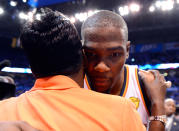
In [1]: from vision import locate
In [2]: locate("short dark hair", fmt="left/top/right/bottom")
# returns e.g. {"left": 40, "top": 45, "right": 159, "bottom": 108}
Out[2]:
{"left": 81, "top": 10, "right": 128, "bottom": 42}
{"left": 20, "top": 8, "right": 82, "bottom": 78}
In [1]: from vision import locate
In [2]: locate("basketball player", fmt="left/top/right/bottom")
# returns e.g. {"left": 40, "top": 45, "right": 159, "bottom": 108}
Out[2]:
{"left": 81, "top": 10, "right": 171, "bottom": 126}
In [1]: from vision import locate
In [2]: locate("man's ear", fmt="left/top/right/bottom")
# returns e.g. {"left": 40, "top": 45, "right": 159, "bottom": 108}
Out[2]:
{"left": 126, "top": 41, "right": 130, "bottom": 59}
{"left": 81, "top": 40, "right": 84, "bottom": 46}
{"left": 82, "top": 49, "right": 88, "bottom": 77}
{"left": 82, "top": 49, "right": 87, "bottom": 69}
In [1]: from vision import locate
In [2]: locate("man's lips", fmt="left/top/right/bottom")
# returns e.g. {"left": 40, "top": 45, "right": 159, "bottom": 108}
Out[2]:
{"left": 93, "top": 78, "right": 110, "bottom": 87}
{"left": 92, "top": 77, "right": 111, "bottom": 85}
{"left": 94, "top": 78, "right": 109, "bottom": 81}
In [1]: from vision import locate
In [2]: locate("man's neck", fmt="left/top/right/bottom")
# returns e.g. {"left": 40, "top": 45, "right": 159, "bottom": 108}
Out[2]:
{"left": 69, "top": 68, "right": 84, "bottom": 88}
{"left": 167, "top": 114, "right": 174, "bottom": 118}
{"left": 110, "top": 67, "right": 125, "bottom": 95}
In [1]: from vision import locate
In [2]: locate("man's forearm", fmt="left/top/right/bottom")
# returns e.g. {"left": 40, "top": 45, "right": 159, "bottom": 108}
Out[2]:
{"left": 149, "top": 102, "right": 165, "bottom": 131}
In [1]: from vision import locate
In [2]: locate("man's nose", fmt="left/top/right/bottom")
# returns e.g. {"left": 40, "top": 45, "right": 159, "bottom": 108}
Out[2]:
{"left": 94, "top": 61, "right": 110, "bottom": 72}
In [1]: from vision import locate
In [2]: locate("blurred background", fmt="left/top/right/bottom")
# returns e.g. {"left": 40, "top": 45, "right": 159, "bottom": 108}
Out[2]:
{"left": 0, "top": 0, "right": 178, "bottom": 106}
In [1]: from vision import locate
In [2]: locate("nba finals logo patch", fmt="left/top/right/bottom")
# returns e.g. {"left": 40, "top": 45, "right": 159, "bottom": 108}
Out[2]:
{"left": 129, "top": 97, "right": 140, "bottom": 109}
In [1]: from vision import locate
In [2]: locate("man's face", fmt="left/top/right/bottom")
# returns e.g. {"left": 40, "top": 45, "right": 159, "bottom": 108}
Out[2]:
{"left": 165, "top": 100, "right": 176, "bottom": 116}
{"left": 83, "top": 27, "right": 130, "bottom": 92}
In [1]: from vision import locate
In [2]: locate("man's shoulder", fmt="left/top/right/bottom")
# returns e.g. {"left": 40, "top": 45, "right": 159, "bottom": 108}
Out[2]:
{"left": 83, "top": 88, "right": 134, "bottom": 107}
{"left": 0, "top": 96, "right": 18, "bottom": 119}
{"left": 171, "top": 117, "right": 179, "bottom": 131}
{"left": 125, "top": 64, "right": 139, "bottom": 70}
{"left": 174, "top": 116, "right": 179, "bottom": 122}
{"left": 0, "top": 92, "right": 26, "bottom": 108}
{"left": 0, "top": 96, "right": 17, "bottom": 106}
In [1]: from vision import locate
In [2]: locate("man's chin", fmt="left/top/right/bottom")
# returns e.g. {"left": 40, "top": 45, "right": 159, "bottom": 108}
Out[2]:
{"left": 93, "top": 83, "right": 110, "bottom": 93}
{"left": 167, "top": 112, "right": 174, "bottom": 116}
